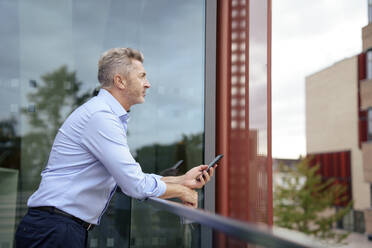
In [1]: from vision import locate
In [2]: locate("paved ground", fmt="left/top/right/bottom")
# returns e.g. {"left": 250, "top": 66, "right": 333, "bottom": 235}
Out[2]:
{"left": 338, "top": 232, "right": 372, "bottom": 248}
{"left": 272, "top": 227, "right": 372, "bottom": 247}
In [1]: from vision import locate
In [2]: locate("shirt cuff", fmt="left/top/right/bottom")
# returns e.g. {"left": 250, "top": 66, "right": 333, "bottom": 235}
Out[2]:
{"left": 153, "top": 174, "right": 163, "bottom": 180}
{"left": 152, "top": 174, "right": 166, "bottom": 197}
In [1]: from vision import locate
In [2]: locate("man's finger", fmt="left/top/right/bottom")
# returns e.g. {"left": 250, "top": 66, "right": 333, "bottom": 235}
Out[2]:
{"left": 203, "top": 170, "right": 210, "bottom": 182}
{"left": 208, "top": 167, "right": 214, "bottom": 177}
{"left": 199, "top": 175, "right": 205, "bottom": 184}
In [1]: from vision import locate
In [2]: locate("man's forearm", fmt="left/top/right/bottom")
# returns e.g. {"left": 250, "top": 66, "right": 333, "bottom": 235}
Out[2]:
{"left": 160, "top": 175, "right": 186, "bottom": 185}
{"left": 158, "top": 182, "right": 188, "bottom": 199}
{"left": 159, "top": 183, "right": 185, "bottom": 199}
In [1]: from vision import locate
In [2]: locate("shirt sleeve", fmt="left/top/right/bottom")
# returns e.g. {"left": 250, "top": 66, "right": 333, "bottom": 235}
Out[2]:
{"left": 81, "top": 110, "right": 166, "bottom": 199}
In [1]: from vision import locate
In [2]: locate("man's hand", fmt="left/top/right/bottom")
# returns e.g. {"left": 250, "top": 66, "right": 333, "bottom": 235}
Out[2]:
{"left": 180, "top": 186, "right": 198, "bottom": 208}
{"left": 159, "top": 183, "right": 198, "bottom": 208}
{"left": 182, "top": 164, "right": 217, "bottom": 189}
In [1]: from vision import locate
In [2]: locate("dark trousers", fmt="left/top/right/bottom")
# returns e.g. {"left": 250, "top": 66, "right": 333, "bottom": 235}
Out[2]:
{"left": 15, "top": 209, "right": 87, "bottom": 248}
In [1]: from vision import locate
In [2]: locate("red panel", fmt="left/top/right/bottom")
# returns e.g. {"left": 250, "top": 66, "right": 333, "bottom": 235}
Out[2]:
{"left": 307, "top": 151, "right": 352, "bottom": 207}
{"left": 308, "top": 152, "right": 352, "bottom": 206}
{"left": 216, "top": 0, "right": 231, "bottom": 246}
{"left": 340, "top": 152, "right": 346, "bottom": 179}
{"left": 358, "top": 53, "right": 366, "bottom": 81}
{"left": 216, "top": 0, "right": 231, "bottom": 221}
{"left": 360, "top": 110, "right": 368, "bottom": 144}
{"left": 324, "top": 154, "right": 329, "bottom": 178}
{"left": 333, "top": 153, "right": 339, "bottom": 178}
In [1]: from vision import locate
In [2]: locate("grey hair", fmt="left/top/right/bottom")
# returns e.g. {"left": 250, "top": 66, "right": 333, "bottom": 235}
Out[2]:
{"left": 97, "top": 48, "right": 144, "bottom": 87}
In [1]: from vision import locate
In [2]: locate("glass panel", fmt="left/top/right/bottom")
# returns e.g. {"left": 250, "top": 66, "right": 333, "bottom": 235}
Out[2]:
{"left": 249, "top": 0, "right": 268, "bottom": 156}
{"left": 131, "top": 200, "right": 202, "bottom": 248}
{"left": 126, "top": 0, "right": 205, "bottom": 246}
{"left": 143, "top": 199, "right": 319, "bottom": 248}
{"left": 367, "top": 50, "right": 372, "bottom": 79}
{"left": 228, "top": 0, "right": 270, "bottom": 226}
{"left": 0, "top": 0, "right": 205, "bottom": 247}
{"left": 248, "top": 0, "right": 269, "bottom": 223}
{"left": 368, "top": 108, "right": 372, "bottom": 140}
{"left": 0, "top": 2, "right": 21, "bottom": 247}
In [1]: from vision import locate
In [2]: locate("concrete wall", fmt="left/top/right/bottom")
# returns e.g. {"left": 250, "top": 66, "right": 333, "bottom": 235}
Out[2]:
{"left": 305, "top": 56, "right": 371, "bottom": 210}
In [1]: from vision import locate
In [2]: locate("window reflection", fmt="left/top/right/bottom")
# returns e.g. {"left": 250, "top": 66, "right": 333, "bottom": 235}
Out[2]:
{"left": 0, "top": 0, "right": 205, "bottom": 247}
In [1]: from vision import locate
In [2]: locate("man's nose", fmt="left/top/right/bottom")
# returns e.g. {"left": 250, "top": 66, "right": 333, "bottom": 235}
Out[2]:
{"left": 144, "top": 80, "right": 151, "bottom": 88}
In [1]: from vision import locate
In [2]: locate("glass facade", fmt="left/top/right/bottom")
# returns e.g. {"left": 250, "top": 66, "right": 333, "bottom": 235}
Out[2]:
{"left": 0, "top": 0, "right": 205, "bottom": 247}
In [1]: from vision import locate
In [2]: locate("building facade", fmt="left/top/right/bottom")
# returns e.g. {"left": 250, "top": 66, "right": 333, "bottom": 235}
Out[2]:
{"left": 306, "top": 56, "right": 368, "bottom": 232}
{"left": 306, "top": 0, "right": 372, "bottom": 236}
{"left": 0, "top": 0, "right": 272, "bottom": 247}
{"left": 360, "top": 0, "right": 372, "bottom": 238}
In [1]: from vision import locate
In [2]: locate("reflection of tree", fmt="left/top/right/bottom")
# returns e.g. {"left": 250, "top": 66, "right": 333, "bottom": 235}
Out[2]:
{"left": 21, "top": 65, "right": 91, "bottom": 191}
{"left": 0, "top": 117, "right": 20, "bottom": 170}
{"left": 135, "top": 132, "right": 204, "bottom": 175}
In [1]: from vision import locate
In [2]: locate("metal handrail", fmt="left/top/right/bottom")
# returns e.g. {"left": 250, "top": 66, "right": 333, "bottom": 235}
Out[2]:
{"left": 146, "top": 197, "right": 315, "bottom": 248}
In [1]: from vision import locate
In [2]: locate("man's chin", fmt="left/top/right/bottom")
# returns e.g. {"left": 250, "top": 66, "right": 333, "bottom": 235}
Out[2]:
{"left": 136, "top": 98, "right": 145, "bottom": 104}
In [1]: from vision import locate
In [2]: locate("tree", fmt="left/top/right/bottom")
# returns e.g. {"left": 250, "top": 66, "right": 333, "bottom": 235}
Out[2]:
{"left": 274, "top": 157, "right": 352, "bottom": 245}
{"left": 21, "top": 65, "right": 91, "bottom": 191}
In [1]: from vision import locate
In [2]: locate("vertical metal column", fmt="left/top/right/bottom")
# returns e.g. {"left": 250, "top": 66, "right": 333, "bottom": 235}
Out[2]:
{"left": 203, "top": 0, "right": 218, "bottom": 247}
{"left": 216, "top": 0, "right": 231, "bottom": 246}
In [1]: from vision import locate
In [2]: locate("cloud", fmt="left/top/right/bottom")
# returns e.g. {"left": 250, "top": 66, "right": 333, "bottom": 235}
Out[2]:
{"left": 272, "top": 0, "right": 366, "bottom": 158}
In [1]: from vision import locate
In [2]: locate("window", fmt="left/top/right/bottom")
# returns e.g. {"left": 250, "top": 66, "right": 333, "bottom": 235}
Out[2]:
{"left": 367, "top": 50, "right": 372, "bottom": 79}
{"left": 0, "top": 0, "right": 206, "bottom": 247}
{"left": 368, "top": 108, "right": 372, "bottom": 141}
{"left": 369, "top": 0, "right": 372, "bottom": 23}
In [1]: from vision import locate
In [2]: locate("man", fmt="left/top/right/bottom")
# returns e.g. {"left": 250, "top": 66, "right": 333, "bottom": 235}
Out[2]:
{"left": 15, "top": 48, "right": 215, "bottom": 247}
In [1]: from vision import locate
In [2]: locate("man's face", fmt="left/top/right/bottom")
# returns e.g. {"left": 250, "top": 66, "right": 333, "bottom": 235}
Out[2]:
{"left": 125, "top": 60, "right": 150, "bottom": 105}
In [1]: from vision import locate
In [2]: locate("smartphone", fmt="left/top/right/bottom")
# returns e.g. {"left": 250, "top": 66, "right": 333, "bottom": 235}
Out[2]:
{"left": 196, "top": 155, "right": 223, "bottom": 181}
{"left": 170, "top": 160, "right": 184, "bottom": 170}
{"left": 159, "top": 160, "right": 184, "bottom": 176}
{"left": 206, "top": 154, "right": 223, "bottom": 172}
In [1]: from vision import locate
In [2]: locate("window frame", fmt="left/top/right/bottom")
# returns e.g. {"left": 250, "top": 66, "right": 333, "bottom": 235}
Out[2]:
{"left": 202, "top": 0, "right": 217, "bottom": 247}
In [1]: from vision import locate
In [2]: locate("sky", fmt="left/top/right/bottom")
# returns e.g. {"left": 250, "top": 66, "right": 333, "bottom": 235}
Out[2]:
{"left": 272, "top": 0, "right": 367, "bottom": 159}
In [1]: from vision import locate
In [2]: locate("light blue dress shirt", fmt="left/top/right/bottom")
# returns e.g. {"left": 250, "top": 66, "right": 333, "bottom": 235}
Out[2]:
{"left": 28, "top": 89, "right": 167, "bottom": 224}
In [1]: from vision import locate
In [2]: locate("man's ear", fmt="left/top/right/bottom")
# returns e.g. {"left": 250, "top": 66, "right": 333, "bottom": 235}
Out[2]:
{"left": 114, "top": 74, "right": 126, "bottom": 89}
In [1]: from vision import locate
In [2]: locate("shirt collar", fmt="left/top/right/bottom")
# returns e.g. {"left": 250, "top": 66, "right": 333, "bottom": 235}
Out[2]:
{"left": 98, "top": 88, "right": 129, "bottom": 119}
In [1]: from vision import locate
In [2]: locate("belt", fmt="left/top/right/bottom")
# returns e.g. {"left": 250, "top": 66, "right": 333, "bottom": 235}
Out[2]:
{"left": 30, "top": 206, "right": 95, "bottom": 231}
